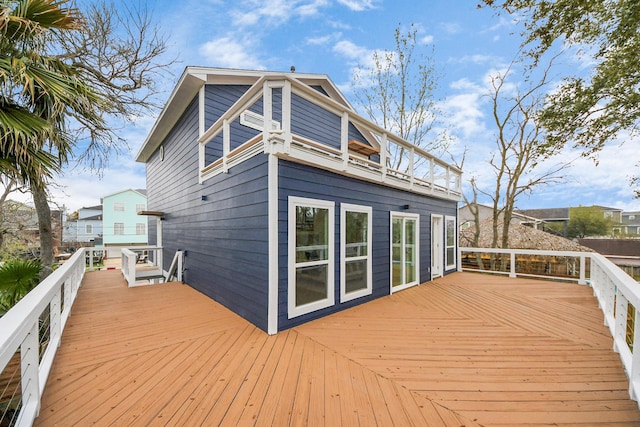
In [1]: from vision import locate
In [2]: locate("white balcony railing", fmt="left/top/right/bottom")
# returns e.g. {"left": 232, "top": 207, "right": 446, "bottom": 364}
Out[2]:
{"left": 461, "top": 247, "right": 640, "bottom": 405}
{"left": 198, "top": 76, "right": 462, "bottom": 201}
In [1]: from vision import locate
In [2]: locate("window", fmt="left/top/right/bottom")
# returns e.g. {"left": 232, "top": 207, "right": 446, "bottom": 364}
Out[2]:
{"left": 390, "top": 212, "right": 419, "bottom": 292}
{"left": 114, "top": 202, "right": 124, "bottom": 212}
{"left": 136, "top": 203, "right": 146, "bottom": 213}
{"left": 341, "top": 204, "right": 372, "bottom": 302}
{"left": 114, "top": 222, "right": 124, "bottom": 235}
{"left": 85, "top": 224, "right": 93, "bottom": 234}
{"left": 630, "top": 215, "right": 636, "bottom": 220}
{"left": 445, "top": 216, "right": 456, "bottom": 270}
{"left": 136, "top": 223, "right": 146, "bottom": 235}
{"left": 240, "top": 110, "right": 281, "bottom": 131}
{"left": 288, "top": 197, "right": 335, "bottom": 318}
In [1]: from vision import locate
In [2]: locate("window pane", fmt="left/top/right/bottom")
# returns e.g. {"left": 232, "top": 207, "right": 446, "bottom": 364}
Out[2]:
{"left": 345, "top": 259, "right": 367, "bottom": 293}
{"left": 345, "top": 211, "right": 368, "bottom": 257}
{"left": 296, "top": 206, "right": 328, "bottom": 262}
{"left": 392, "top": 218, "right": 402, "bottom": 287}
{"left": 296, "top": 265, "right": 328, "bottom": 306}
{"left": 446, "top": 248, "right": 455, "bottom": 266}
{"left": 446, "top": 219, "right": 455, "bottom": 246}
{"left": 405, "top": 219, "right": 416, "bottom": 283}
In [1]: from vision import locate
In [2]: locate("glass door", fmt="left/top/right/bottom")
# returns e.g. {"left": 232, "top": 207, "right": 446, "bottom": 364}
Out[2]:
{"left": 391, "top": 212, "right": 420, "bottom": 293}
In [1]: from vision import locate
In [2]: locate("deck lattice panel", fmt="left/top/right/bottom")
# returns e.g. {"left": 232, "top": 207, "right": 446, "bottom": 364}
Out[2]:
{"left": 35, "top": 270, "right": 640, "bottom": 426}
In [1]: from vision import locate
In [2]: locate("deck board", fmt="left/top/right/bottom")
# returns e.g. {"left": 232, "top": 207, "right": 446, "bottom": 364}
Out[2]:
{"left": 34, "top": 270, "right": 640, "bottom": 426}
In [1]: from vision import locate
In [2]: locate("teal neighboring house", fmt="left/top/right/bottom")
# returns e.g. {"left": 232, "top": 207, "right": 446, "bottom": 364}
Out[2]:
{"left": 101, "top": 189, "right": 148, "bottom": 253}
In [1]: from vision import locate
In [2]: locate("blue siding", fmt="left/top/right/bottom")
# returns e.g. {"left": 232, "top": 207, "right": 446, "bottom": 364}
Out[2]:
{"left": 203, "top": 85, "right": 282, "bottom": 163}
{"left": 277, "top": 160, "right": 457, "bottom": 330}
{"left": 146, "top": 95, "right": 270, "bottom": 331}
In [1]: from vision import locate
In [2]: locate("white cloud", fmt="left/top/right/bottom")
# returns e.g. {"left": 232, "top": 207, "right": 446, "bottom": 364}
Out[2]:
{"left": 440, "top": 22, "right": 462, "bottom": 34}
{"left": 199, "top": 37, "right": 265, "bottom": 69}
{"left": 332, "top": 39, "right": 372, "bottom": 60}
{"left": 306, "top": 32, "right": 341, "bottom": 46}
{"left": 336, "top": 0, "right": 380, "bottom": 11}
{"left": 229, "top": 0, "right": 329, "bottom": 28}
{"left": 421, "top": 34, "right": 434, "bottom": 45}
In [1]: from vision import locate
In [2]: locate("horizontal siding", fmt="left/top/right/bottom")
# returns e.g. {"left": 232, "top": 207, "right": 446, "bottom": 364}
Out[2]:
{"left": 146, "top": 94, "right": 270, "bottom": 331}
{"left": 291, "top": 93, "right": 341, "bottom": 149}
{"left": 203, "top": 85, "right": 283, "bottom": 164}
{"left": 277, "top": 160, "right": 457, "bottom": 330}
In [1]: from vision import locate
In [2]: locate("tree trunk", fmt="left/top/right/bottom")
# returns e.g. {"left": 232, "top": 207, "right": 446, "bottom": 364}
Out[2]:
{"left": 32, "top": 184, "right": 54, "bottom": 278}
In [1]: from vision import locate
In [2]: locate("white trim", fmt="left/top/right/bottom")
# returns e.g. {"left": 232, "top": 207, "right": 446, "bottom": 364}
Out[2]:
{"left": 340, "top": 204, "right": 373, "bottom": 303}
{"left": 267, "top": 155, "right": 279, "bottom": 334}
{"left": 390, "top": 211, "right": 420, "bottom": 293}
{"left": 445, "top": 215, "right": 456, "bottom": 270}
{"left": 288, "top": 197, "right": 335, "bottom": 318}
{"left": 431, "top": 214, "right": 443, "bottom": 279}
{"left": 198, "top": 86, "right": 206, "bottom": 137}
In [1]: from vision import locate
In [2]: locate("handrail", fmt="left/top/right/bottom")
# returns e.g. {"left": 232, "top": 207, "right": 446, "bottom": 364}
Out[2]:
{"left": 0, "top": 249, "right": 86, "bottom": 426}
{"left": 461, "top": 247, "right": 640, "bottom": 405}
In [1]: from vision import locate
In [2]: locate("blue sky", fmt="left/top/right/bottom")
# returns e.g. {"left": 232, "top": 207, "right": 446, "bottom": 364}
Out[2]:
{"left": 42, "top": 0, "right": 639, "bottom": 213}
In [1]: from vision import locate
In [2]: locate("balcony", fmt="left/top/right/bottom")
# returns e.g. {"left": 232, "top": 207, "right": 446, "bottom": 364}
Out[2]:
{"left": 2, "top": 248, "right": 640, "bottom": 425}
{"left": 197, "top": 76, "right": 462, "bottom": 202}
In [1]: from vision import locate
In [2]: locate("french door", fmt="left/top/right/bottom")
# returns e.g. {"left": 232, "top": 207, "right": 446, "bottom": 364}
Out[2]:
{"left": 390, "top": 212, "right": 419, "bottom": 293}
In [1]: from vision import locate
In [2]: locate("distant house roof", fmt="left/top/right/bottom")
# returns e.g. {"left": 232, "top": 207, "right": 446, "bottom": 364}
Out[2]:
{"left": 460, "top": 203, "right": 544, "bottom": 225}
{"left": 135, "top": 67, "right": 354, "bottom": 163}
{"left": 80, "top": 205, "right": 102, "bottom": 211}
{"left": 516, "top": 207, "right": 570, "bottom": 221}
{"left": 460, "top": 218, "right": 593, "bottom": 252}
{"left": 100, "top": 188, "right": 147, "bottom": 201}
{"left": 80, "top": 214, "right": 102, "bottom": 221}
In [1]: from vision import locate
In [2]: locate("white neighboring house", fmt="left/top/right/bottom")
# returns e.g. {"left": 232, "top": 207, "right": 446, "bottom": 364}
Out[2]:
{"left": 66, "top": 205, "right": 103, "bottom": 244}
{"left": 101, "top": 189, "right": 148, "bottom": 256}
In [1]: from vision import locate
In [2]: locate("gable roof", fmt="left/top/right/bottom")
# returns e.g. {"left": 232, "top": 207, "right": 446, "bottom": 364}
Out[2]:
{"left": 100, "top": 188, "right": 147, "bottom": 202}
{"left": 135, "top": 67, "right": 351, "bottom": 163}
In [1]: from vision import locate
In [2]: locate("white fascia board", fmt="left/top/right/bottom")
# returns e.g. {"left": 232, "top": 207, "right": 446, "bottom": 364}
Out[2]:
{"left": 135, "top": 68, "right": 207, "bottom": 163}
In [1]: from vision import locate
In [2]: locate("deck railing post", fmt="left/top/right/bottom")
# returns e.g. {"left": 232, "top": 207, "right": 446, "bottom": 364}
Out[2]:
{"left": 579, "top": 255, "right": 587, "bottom": 285}
{"left": 51, "top": 288, "right": 61, "bottom": 348}
{"left": 509, "top": 251, "right": 516, "bottom": 278}
{"left": 21, "top": 323, "right": 40, "bottom": 420}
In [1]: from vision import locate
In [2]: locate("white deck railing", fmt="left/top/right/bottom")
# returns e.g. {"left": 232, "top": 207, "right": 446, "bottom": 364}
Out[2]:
{"left": 461, "top": 247, "right": 640, "bottom": 404}
{"left": 0, "top": 249, "right": 86, "bottom": 427}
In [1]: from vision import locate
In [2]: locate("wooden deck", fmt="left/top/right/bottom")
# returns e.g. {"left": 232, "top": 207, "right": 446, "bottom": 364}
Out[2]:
{"left": 34, "top": 270, "right": 640, "bottom": 426}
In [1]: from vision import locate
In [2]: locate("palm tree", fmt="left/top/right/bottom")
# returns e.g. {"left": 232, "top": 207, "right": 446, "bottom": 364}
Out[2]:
{"left": 0, "top": 259, "right": 41, "bottom": 315}
{"left": 0, "top": 0, "right": 104, "bottom": 188}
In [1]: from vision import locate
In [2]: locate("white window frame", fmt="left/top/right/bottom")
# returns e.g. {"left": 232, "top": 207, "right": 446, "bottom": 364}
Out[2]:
{"left": 136, "top": 203, "right": 146, "bottom": 213}
{"left": 113, "top": 202, "right": 124, "bottom": 212}
{"left": 390, "top": 211, "right": 420, "bottom": 293}
{"left": 114, "top": 222, "right": 124, "bottom": 236}
{"left": 85, "top": 224, "right": 93, "bottom": 234}
{"left": 136, "top": 223, "right": 146, "bottom": 235}
{"left": 340, "top": 204, "right": 372, "bottom": 303}
{"left": 288, "top": 196, "right": 335, "bottom": 318}
{"left": 240, "top": 110, "right": 281, "bottom": 131}
{"left": 445, "top": 215, "right": 456, "bottom": 270}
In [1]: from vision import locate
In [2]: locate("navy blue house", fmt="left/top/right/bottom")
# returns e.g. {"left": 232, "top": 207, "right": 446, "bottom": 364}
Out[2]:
{"left": 136, "top": 67, "right": 462, "bottom": 334}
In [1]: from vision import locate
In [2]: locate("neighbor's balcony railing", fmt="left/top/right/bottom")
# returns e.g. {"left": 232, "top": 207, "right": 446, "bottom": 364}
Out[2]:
{"left": 197, "top": 76, "right": 462, "bottom": 201}
{"left": 461, "top": 247, "right": 640, "bottom": 405}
